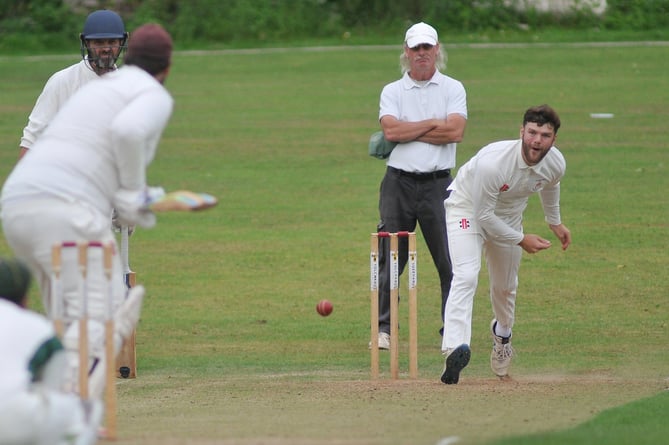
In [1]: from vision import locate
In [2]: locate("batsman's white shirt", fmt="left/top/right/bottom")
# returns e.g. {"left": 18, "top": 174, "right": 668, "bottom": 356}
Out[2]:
{"left": 4, "top": 64, "right": 173, "bottom": 218}
{"left": 20, "top": 60, "right": 100, "bottom": 150}
{"left": 1, "top": 65, "right": 172, "bottom": 322}
{"left": 379, "top": 70, "right": 467, "bottom": 172}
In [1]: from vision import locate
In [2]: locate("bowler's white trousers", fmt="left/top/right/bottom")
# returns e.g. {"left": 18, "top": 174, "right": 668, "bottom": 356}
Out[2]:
{"left": 441, "top": 203, "right": 523, "bottom": 351}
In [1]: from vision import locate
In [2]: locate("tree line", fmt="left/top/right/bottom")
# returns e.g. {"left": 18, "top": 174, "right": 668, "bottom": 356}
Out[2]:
{"left": 1, "top": 0, "right": 668, "bottom": 51}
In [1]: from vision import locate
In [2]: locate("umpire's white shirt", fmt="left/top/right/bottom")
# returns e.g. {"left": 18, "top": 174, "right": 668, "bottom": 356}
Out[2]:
{"left": 379, "top": 70, "right": 467, "bottom": 173}
{"left": 446, "top": 139, "right": 565, "bottom": 244}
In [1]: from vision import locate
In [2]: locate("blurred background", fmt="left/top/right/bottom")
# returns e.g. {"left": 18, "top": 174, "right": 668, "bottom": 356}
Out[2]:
{"left": 1, "top": 0, "right": 668, "bottom": 53}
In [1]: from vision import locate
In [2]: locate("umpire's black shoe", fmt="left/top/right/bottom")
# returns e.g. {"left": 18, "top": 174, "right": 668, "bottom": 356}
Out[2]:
{"left": 440, "top": 344, "right": 471, "bottom": 384}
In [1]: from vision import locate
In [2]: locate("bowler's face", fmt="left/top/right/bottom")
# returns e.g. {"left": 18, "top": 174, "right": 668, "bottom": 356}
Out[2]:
{"left": 520, "top": 122, "right": 556, "bottom": 165}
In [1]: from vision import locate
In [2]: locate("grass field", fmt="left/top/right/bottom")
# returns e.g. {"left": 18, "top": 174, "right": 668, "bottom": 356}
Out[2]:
{"left": 0, "top": 41, "right": 668, "bottom": 445}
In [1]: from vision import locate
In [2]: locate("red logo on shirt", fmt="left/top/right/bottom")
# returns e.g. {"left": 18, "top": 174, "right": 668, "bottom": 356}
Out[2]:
{"left": 499, "top": 184, "right": 510, "bottom": 192}
{"left": 459, "top": 218, "right": 470, "bottom": 229}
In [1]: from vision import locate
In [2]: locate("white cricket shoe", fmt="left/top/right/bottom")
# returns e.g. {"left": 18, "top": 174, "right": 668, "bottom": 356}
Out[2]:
{"left": 490, "top": 319, "right": 514, "bottom": 377}
{"left": 368, "top": 332, "right": 391, "bottom": 350}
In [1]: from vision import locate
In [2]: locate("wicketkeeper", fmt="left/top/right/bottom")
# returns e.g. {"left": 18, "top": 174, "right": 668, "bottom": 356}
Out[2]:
{"left": 0, "top": 257, "right": 102, "bottom": 445}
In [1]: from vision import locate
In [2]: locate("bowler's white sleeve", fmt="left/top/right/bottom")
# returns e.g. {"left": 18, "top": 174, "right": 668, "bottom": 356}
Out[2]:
{"left": 472, "top": 160, "right": 525, "bottom": 245}
{"left": 539, "top": 182, "right": 562, "bottom": 225}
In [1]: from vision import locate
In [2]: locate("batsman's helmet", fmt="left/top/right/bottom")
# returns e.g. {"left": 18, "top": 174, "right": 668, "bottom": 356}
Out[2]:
{"left": 79, "top": 10, "right": 128, "bottom": 73}
{"left": 81, "top": 9, "right": 127, "bottom": 40}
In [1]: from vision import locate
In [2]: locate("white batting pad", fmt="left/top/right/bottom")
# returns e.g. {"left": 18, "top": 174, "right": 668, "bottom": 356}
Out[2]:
{"left": 114, "top": 285, "right": 144, "bottom": 340}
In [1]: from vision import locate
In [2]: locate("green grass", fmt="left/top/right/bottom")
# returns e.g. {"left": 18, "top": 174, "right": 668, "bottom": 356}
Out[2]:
{"left": 0, "top": 41, "right": 668, "bottom": 444}
{"left": 492, "top": 391, "right": 669, "bottom": 445}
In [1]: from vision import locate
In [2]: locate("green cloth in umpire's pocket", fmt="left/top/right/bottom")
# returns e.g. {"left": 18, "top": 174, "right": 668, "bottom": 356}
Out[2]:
{"left": 368, "top": 131, "right": 397, "bottom": 159}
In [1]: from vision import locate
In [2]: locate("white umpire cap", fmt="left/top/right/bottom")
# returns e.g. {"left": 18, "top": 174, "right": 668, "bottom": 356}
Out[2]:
{"left": 404, "top": 22, "right": 438, "bottom": 48}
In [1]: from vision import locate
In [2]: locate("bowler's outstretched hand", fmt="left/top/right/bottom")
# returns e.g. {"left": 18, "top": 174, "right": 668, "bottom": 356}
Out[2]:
{"left": 549, "top": 223, "right": 571, "bottom": 250}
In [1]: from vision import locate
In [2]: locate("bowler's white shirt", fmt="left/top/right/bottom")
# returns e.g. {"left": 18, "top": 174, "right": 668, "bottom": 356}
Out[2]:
{"left": 379, "top": 70, "right": 467, "bottom": 172}
{"left": 2, "top": 65, "right": 173, "bottom": 219}
{"left": 446, "top": 139, "right": 565, "bottom": 244}
{"left": 20, "top": 60, "right": 100, "bottom": 149}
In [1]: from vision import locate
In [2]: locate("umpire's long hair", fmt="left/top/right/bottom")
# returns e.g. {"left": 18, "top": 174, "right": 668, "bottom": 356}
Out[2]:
{"left": 399, "top": 45, "right": 447, "bottom": 75}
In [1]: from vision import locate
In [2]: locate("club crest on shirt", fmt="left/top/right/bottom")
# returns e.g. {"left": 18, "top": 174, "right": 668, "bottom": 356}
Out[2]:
{"left": 499, "top": 184, "right": 510, "bottom": 192}
{"left": 459, "top": 218, "right": 470, "bottom": 229}
{"left": 531, "top": 180, "right": 545, "bottom": 192}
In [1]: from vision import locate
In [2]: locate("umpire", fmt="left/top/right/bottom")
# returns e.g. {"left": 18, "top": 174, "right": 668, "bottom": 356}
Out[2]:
{"left": 372, "top": 22, "right": 468, "bottom": 348}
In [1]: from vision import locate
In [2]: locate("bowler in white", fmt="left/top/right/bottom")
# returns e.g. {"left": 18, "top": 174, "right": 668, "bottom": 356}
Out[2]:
{"left": 440, "top": 104, "right": 571, "bottom": 384}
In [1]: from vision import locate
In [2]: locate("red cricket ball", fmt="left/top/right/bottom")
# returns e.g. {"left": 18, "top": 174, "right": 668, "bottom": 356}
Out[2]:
{"left": 316, "top": 299, "right": 333, "bottom": 317}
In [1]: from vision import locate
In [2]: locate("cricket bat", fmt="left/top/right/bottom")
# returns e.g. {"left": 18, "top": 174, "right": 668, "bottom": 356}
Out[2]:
{"left": 147, "top": 190, "right": 218, "bottom": 212}
{"left": 116, "top": 226, "right": 137, "bottom": 379}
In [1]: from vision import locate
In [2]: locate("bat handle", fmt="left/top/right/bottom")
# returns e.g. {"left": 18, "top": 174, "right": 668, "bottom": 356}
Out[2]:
{"left": 121, "top": 227, "right": 130, "bottom": 273}
{"left": 120, "top": 226, "right": 135, "bottom": 290}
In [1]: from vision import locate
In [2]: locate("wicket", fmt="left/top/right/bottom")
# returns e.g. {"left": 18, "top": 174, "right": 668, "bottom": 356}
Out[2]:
{"left": 51, "top": 241, "right": 118, "bottom": 440}
{"left": 370, "top": 231, "right": 418, "bottom": 379}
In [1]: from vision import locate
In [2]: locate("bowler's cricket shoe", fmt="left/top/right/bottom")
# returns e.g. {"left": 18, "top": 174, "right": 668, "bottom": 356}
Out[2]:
{"left": 440, "top": 344, "right": 471, "bottom": 384}
{"left": 490, "top": 319, "right": 514, "bottom": 377}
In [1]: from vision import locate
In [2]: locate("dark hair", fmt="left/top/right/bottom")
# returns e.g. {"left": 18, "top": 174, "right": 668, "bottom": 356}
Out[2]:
{"left": 124, "top": 23, "right": 172, "bottom": 76}
{"left": 523, "top": 104, "right": 561, "bottom": 134}
{"left": 0, "top": 258, "right": 32, "bottom": 306}
{"left": 124, "top": 53, "right": 170, "bottom": 75}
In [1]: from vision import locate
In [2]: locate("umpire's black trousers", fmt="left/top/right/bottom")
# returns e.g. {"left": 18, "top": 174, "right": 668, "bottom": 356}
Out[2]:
{"left": 376, "top": 166, "right": 453, "bottom": 335}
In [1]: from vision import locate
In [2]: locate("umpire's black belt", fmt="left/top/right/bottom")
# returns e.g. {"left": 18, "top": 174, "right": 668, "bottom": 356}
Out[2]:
{"left": 388, "top": 166, "right": 451, "bottom": 181}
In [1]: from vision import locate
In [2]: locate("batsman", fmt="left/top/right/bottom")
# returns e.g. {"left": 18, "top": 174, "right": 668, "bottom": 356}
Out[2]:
{"left": 0, "top": 24, "right": 175, "bottom": 399}
{"left": 18, "top": 10, "right": 128, "bottom": 159}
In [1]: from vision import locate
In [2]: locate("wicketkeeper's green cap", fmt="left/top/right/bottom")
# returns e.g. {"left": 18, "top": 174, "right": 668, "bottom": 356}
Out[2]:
{"left": 0, "top": 258, "right": 32, "bottom": 305}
